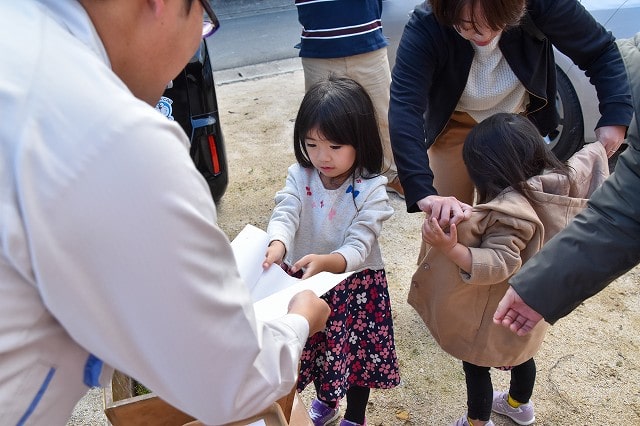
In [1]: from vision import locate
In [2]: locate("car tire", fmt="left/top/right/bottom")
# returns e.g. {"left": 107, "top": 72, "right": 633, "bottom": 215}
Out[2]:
{"left": 547, "top": 65, "right": 584, "bottom": 161}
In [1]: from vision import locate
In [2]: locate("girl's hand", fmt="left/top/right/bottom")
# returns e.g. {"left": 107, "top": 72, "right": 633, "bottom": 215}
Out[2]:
{"left": 263, "top": 240, "right": 286, "bottom": 269}
{"left": 291, "top": 253, "right": 347, "bottom": 279}
{"left": 421, "top": 217, "right": 458, "bottom": 254}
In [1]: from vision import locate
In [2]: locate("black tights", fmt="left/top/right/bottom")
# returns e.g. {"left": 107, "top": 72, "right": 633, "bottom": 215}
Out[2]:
{"left": 462, "top": 358, "right": 536, "bottom": 421}
{"left": 319, "top": 386, "right": 370, "bottom": 425}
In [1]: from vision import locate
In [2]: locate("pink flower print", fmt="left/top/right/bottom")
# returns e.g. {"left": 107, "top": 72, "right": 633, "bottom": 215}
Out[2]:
{"left": 370, "top": 286, "right": 379, "bottom": 300}
{"left": 379, "top": 363, "right": 391, "bottom": 375}
{"left": 330, "top": 320, "right": 343, "bottom": 332}
{"left": 375, "top": 343, "right": 383, "bottom": 353}
{"left": 378, "top": 298, "right": 388, "bottom": 311}
{"left": 300, "top": 351, "right": 312, "bottom": 361}
{"left": 347, "top": 374, "right": 357, "bottom": 385}
{"left": 361, "top": 275, "right": 373, "bottom": 289}
{"left": 361, "top": 370, "right": 371, "bottom": 381}
{"left": 345, "top": 315, "right": 354, "bottom": 327}
{"left": 357, "top": 348, "right": 366, "bottom": 359}
{"left": 326, "top": 338, "right": 336, "bottom": 350}
{"left": 348, "top": 277, "right": 361, "bottom": 291}
{"left": 346, "top": 352, "right": 356, "bottom": 364}
{"left": 365, "top": 300, "right": 376, "bottom": 313}
{"left": 353, "top": 319, "right": 366, "bottom": 331}
{"left": 379, "top": 347, "right": 390, "bottom": 358}
{"left": 352, "top": 361, "right": 363, "bottom": 372}
{"left": 337, "top": 304, "right": 346, "bottom": 315}
{"left": 331, "top": 293, "right": 341, "bottom": 306}
{"left": 358, "top": 310, "right": 367, "bottom": 320}
{"left": 375, "top": 312, "right": 384, "bottom": 323}
{"left": 379, "top": 325, "right": 390, "bottom": 337}
{"left": 321, "top": 382, "right": 331, "bottom": 392}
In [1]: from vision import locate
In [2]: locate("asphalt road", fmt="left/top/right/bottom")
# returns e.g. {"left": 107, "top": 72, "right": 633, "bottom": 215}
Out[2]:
{"left": 206, "top": 0, "right": 418, "bottom": 73}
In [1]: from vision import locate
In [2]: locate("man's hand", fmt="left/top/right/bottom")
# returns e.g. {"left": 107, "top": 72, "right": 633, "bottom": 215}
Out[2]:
{"left": 416, "top": 195, "right": 472, "bottom": 228}
{"left": 493, "top": 286, "right": 544, "bottom": 336}
{"left": 287, "top": 289, "right": 330, "bottom": 335}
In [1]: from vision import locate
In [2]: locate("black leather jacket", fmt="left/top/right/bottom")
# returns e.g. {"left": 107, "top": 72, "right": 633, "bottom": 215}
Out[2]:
{"left": 389, "top": 0, "right": 634, "bottom": 212}
{"left": 510, "top": 33, "right": 640, "bottom": 324}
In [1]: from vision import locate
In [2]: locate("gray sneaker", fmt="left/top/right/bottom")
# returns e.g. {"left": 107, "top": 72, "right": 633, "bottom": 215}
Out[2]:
{"left": 492, "top": 391, "right": 535, "bottom": 425}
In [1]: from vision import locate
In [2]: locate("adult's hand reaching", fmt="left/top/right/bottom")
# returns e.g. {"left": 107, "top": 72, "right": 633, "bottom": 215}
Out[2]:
{"left": 596, "top": 124, "right": 627, "bottom": 157}
{"left": 416, "top": 195, "right": 472, "bottom": 228}
{"left": 288, "top": 289, "right": 330, "bottom": 335}
{"left": 493, "top": 286, "right": 544, "bottom": 336}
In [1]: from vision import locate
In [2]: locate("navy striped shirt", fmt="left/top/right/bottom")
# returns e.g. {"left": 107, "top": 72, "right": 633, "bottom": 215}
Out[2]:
{"left": 295, "top": 0, "right": 388, "bottom": 58}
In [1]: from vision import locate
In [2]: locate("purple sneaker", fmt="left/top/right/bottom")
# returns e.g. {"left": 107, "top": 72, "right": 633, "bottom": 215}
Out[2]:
{"left": 308, "top": 399, "right": 340, "bottom": 426}
{"left": 492, "top": 391, "right": 535, "bottom": 425}
{"left": 339, "top": 419, "right": 367, "bottom": 426}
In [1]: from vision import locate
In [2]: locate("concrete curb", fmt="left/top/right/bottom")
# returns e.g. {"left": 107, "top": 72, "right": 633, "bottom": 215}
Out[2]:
{"left": 213, "top": 57, "right": 303, "bottom": 85}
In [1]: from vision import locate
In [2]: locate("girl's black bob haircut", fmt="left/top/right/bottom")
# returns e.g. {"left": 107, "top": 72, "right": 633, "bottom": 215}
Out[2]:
{"left": 293, "top": 74, "right": 384, "bottom": 178}
{"left": 463, "top": 112, "right": 569, "bottom": 203}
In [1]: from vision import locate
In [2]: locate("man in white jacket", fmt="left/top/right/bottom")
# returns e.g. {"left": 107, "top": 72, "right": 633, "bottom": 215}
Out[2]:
{"left": 0, "top": 1, "right": 330, "bottom": 425}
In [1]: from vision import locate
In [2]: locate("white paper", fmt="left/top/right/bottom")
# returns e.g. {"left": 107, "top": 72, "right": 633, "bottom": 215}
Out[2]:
{"left": 230, "top": 224, "right": 351, "bottom": 321}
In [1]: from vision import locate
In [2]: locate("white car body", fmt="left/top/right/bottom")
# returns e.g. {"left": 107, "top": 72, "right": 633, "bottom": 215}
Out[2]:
{"left": 383, "top": 0, "right": 640, "bottom": 157}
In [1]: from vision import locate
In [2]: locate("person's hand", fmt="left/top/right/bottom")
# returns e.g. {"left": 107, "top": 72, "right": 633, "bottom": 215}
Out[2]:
{"left": 291, "top": 253, "right": 347, "bottom": 279}
{"left": 421, "top": 217, "right": 457, "bottom": 253}
{"left": 493, "top": 286, "right": 544, "bottom": 336}
{"left": 416, "top": 195, "right": 472, "bottom": 228}
{"left": 595, "top": 125, "right": 627, "bottom": 157}
{"left": 287, "top": 289, "right": 331, "bottom": 335}
{"left": 263, "top": 240, "right": 286, "bottom": 269}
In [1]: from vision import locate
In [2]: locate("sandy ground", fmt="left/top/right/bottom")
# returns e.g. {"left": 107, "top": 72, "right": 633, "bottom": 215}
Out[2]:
{"left": 68, "top": 66, "right": 640, "bottom": 425}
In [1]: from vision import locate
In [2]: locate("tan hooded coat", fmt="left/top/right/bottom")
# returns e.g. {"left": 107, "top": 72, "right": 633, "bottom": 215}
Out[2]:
{"left": 408, "top": 142, "right": 609, "bottom": 367}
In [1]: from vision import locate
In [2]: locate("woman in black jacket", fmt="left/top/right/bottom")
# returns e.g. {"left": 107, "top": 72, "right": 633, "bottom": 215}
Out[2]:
{"left": 388, "top": 0, "right": 633, "bottom": 228}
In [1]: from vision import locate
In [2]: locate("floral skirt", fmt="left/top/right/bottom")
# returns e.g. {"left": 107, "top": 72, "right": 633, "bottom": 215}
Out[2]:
{"left": 284, "top": 266, "right": 401, "bottom": 403}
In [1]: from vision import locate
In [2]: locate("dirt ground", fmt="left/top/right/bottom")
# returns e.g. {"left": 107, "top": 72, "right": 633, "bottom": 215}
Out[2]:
{"left": 213, "top": 68, "right": 640, "bottom": 425}
{"left": 68, "top": 66, "right": 639, "bottom": 426}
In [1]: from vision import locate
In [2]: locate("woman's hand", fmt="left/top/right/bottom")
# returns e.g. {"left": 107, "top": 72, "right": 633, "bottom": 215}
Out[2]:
{"left": 416, "top": 195, "right": 472, "bottom": 228}
{"left": 596, "top": 125, "right": 627, "bottom": 157}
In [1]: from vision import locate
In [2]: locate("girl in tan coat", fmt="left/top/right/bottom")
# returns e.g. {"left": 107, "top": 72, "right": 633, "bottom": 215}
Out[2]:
{"left": 408, "top": 113, "right": 609, "bottom": 426}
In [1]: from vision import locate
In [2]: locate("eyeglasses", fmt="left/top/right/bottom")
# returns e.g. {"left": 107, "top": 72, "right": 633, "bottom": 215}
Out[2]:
{"left": 199, "top": 0, "right": 220, "bottom": 38}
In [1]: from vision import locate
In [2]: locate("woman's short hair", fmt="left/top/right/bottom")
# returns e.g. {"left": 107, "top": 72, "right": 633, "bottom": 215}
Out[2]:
{"left": 429, "top": 0, "right": 526, "bottom": 31}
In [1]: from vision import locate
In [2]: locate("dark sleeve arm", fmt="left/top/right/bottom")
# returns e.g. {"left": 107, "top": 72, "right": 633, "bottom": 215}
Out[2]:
{"left": 509, "top": 142, "right": 640, "bottom": 324}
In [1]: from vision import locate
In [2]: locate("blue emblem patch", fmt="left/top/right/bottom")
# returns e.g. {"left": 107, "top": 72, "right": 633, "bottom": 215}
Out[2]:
{"left": 155, "top": 96, "right": 175, "bottom": 120}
